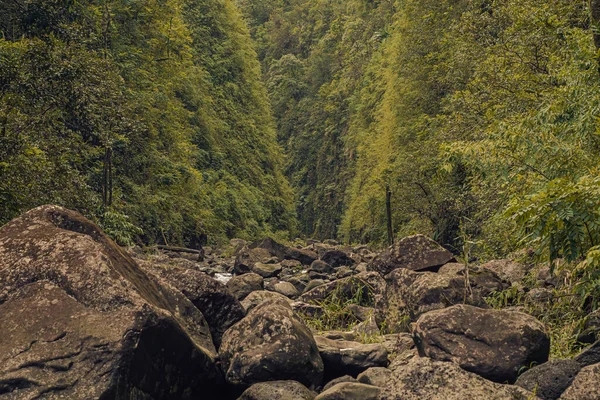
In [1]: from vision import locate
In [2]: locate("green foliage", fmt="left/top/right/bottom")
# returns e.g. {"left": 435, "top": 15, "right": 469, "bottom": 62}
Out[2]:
{"left": 98, "top": 209, "right": 143, "bottom": 247}
{"left": 507, "top": 176, "right": 600, "bottom": 264}
{"left": 299, "top": 277, "right": 374, "bottom": 332}
{"left": 0, "top": 0, "right": 295, "bottom": 244}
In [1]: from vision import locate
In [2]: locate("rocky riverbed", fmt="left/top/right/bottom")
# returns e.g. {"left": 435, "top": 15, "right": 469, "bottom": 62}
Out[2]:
{"left": 1, "top": 205, "right": 599, "bottom": 399}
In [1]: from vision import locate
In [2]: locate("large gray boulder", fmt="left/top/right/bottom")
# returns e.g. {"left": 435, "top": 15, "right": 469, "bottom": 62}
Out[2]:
{"left": 250, "top": 237, "right": 318, "bottom": 265}
{"left": 234, "top": 248, "right": 276, "bottom": 275}
{"left": 219, "top": 299, "right": 324, "bottom": 390}
{"left": 413, "top": 304, "right": 550, "bottom": 383}
{"left": 356, "top": 367, "right": 393, "bottom": 387}
{"left": 515, "top": 360, "right": 581, "bottom": 400}
{"left": 143, "top": 264, "right": 245, "bottom": 348}
{"left": 380, "top": 357, "right": 536, "bottom": 400}
{"left": 559, "top": 363, "right": 600, "bottom": 399}
{"left": 368, "top": 234, "right": 454, "bottom": 275}
{"left": 227, "top": 272, "right": 264, "bottom": 300}
{"left": 0, "top": 205, "right": 223, "bottom": 399}
{"left": 481, "top": 259, "right": 533, "bottom": 288}
{"left": 321, "top": 250, "right": 354, "bottom": 268}
{"left": 314, "top": 336, "right": 388, "bottom": 379}
{"left": 252, "top": 262, "right": 283, "bottom": 278}
{"left": 574, "top": 339, "right": 600, "bottom": 367}
{"left": 238, "top": 380, "right": 316, "bottom": 400}
{"left": 384, "top": 266, "right": 500, "bottom": 330}
{"left": 241, "top": 290, "right": 293, "bottom": 312}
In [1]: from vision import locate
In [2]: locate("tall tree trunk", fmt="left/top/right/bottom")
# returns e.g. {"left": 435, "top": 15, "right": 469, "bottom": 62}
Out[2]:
{"left": 386, "top": 185, "right": 394, "bottom": 246}
{"left": 102, "top": 147, "right": 113, "bottom": 207}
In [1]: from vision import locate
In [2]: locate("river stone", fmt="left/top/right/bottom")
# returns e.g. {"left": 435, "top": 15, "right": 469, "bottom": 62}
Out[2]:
{"left": 515, "top": 359, "right": 581, "bottom": 400}
{"left": 559, "top": 363, "right": 600, "bottom": 399}
{"left": 368, "top": 234, "right": 454, "bottom": 275}
{"left": 413, "top": 304, "right": 550, "bottom": 383}
{"left": 143, "top": 264, "right": 245, "bottom": 348}
{"left": 321, "top": 375, "right": 357, "bottom": 391}
{"left": 235, "top": 247, "right": 276, "bottom": 275}
{"left": 238, "top": 380, "right": 317, "bottom": 400}
{"left": 314, "top": 336, "right": 388, "bottom": 379}
{"left": 381, "top": 357, "right": 536, "bottom": 400}
{"left": 272, "top": 281, "right": 301, "bottom": 298}
{"left": 219, "top": 299, "right": 324, "bottom": 390}
{"left": 310, "top": 260, "right": 335, "bottom": 274}
{"left": 383, "top": 267, "right": 493, "bottom": 331}
{"left": 574, "top": 339, "right": 600, "bottom": 367}
{"left": 481, "top": 259, "right": 532, "bottom": 288}
{"left": 315, "top": 382, "right": 380, "bottom": 400}
{"left": 321, "top": 250, "right": 354, "bottom": 268}
{"left": 250, "top": 237, "right": 318, "bottom": 265}
{"left": 357, "top": 367, "right": 393, "bottom": 387}
{"left": 241, "top": 290, "right": 293, "bottom": 312}
{"left": 0, "top": 205, "right": 222, "bottom": 399}
{"left": 227, "top": 272, "right": 264, "bottom": 300}
{"left": 252, "top": 262, "right": 283, "bottom": 278}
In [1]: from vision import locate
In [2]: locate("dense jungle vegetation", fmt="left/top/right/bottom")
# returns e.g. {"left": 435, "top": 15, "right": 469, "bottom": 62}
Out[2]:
{"left": 3, "top": 0, "right": 600, "bottom": 276}
{"left": 239, "top": 0, "right": 600, "bottom": 265}
{"left": 0, "top": 0, "right": 296, "bottom": 246}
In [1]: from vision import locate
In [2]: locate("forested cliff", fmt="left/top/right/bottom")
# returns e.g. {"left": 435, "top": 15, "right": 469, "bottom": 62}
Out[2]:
{"left": 0, "top": 0, "right": 295, "bottom": 246}
{"left": 239, "top": 0, "right": 600, "bottom": 264}
{"left": 3, "top": 0, "right": 600, "bottom": 269}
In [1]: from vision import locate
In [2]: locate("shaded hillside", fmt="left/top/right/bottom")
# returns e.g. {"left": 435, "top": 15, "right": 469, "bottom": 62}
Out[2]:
{"left": 0, "top": 0, "right": 295, "bottom": 245}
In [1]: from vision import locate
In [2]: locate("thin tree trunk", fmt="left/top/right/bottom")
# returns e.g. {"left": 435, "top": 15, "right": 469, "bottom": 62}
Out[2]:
{"left": 386, "top": 185, "right": 394, "bottom": 246}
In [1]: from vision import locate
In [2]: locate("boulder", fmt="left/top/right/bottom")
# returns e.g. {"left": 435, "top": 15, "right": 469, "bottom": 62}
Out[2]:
{"left": 368, "top": 234, "right": 454, "bottom": 275}
{"left": 321, "top": 250, "right": 354, "bottom": 268}
{"left": 241, "top": 290, "right": 293, "bottom": 312}
{"left": 0, "top": 205, "right": 223, "bottom": 399}
{"left": 559, "top": 363, "right": 600, "bottom": 400}
{"left": 574, "top": 339, "right": 600, "bottom": 367}
{"left": 272, "top": 281, "right": 301, "bottom": 298}
{"left": 321, "top": 375, "right": 357, "bottom": 392}
{"left": 346, "top": 304, "right": 380, "bottom": 322}
{"left": 356, "top": 367, "right": 392, "bottom": 388}
{"left": 352, "top": 315, "right": 380, "bottom": 337}
{"left": 235, "top": 247, "right": 276, "bottom": 275}
{"left": 515, "top": 359, "right": 581, "bottom": 400}
{"left": 219, "top": 300, "right": 324, "bottom": 390}
{"left": 288, "top": 275, "right": 310, "bottom": 293}
{"left": 577, "top": 309, "right": 600, "bottom": 344}
{"left": 238, "top": 380, "right": 316, "bottom": 400}
{"left": 381, "top": 357, "right": 536, "bottom": 400}
{"left": 315, "top": 382, "right": 380, "bottom": 400}
{"left": 413, "top": 304, "right": 550, "bottom": 383}
{"left": 281, "top": 259, "right": 302, "bottom": 269}
{"left": 227, "top": 273, "right": 264, "bottom": 300}
{"left": 252, "top": 262, "right": 283, "bottom": 278}
{"left": 144, "top": 265, "right": 245, "bottom": 348}
{"left": 310, "top": 260, "right": 335, "bottom": 274}
{"left": 481, "top": 259, "right": 532, "bottom": 288}
{"left": 250, "top": 237, "right": 318, "bottom": 265}
{"left": 304, "top": 279, "right": 326, "bottom": 293}
{"left": 334, "top": 267, "right": 354, "bottom": 280}
{"left": 383, "top": 267, "right": 497, "bottom": 331}
{"left": 314, "top": 336, "right": 388, "bottom": 379}
{"left": 287, "top": 247, "right": 319, "bottom": 266}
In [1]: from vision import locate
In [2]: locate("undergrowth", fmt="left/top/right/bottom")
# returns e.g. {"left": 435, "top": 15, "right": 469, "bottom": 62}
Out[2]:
{"left": 299, "top": 277, "right": 377, "bottom": 335}
{"left": 485, "top": 262, "right": 594, "bottom": 359}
